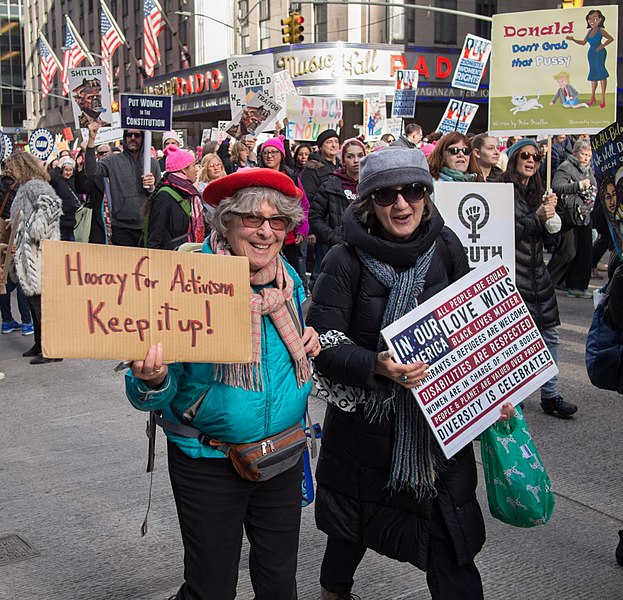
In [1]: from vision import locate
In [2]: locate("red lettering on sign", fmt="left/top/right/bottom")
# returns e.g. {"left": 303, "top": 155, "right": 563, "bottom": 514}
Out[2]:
{"left": 436, "top": 56, "right": 452, "bottom": 79}
{"left": 389, "top": 54, "right": 407, "bottom": 77}
{"left": 414, "top": 56, "right": 429, "bottom": 79}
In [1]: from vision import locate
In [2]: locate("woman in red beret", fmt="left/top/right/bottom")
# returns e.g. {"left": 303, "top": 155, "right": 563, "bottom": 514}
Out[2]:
{"left": 125, "top": 168, "right": 321, "bottom": 600}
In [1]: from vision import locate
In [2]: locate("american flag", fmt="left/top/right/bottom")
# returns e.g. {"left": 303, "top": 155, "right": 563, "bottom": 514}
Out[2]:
{"left": 143, "top": 0, "right": 166, "bottom": 77}
{"left": 101, "top": 9, "right": 123, "bottom": 88}
{"left": 39, "top": 36, "right": 59, "bottom": 98}
{"left": 61, "top": 25, "right": 87, "bottom": 96}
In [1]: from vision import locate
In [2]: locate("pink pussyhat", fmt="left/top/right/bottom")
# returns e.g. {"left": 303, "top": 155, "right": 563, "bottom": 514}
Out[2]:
{"left": 261, "top": 136, "right": 286, "bottom": 157}
{"left": 164, "top": 144, "right": 195, "bottom": 172}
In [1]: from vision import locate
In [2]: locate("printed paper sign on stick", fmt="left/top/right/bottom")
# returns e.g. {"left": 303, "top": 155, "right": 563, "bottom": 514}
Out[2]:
{"left": 41, "top": 241, "right": 252, "bottom": 363}
{"left": 69, "top": 66, "right": 113, "bottom": 130}
{"left": 392, "top": 70, "right": 418, "bottom": 118}
{"left": 434, "top": 182, "right": 516, "bottom": 281}
{"left": 436, "top": 100, "right": 479, "bottom": 135}
{"left": 381, "top": 257, "right": 558, "bottom": 459}
{"left": 489, "top": 5, "right": 618, "bottom": 135}
{"left": 363, "top": 93, "right": 387, "bottom": 141}
{"left": 452, "top": 34, "right": 492, "bottom": 92}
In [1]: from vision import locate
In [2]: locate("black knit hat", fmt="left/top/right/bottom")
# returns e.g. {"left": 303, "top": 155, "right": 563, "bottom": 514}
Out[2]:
{"left": 316, "top": 129, "right": 339, "bottom": 149}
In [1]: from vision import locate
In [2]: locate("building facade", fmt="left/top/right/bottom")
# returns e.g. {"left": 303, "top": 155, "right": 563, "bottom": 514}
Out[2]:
{"left": 0, "top": 0, "right": 25, "bottom": 133}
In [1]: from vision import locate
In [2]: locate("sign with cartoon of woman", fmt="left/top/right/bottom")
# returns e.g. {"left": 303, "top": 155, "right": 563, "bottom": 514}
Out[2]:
{"left": 489, "top": 5, "right": 617, "bottom": 135}
{"left": 591, "top": 121, "right": 623, "bottom": 260}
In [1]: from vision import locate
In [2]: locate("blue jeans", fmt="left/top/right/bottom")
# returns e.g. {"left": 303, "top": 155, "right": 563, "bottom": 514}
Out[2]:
{"left": 540, "top": 326, "right": 560, "bottom": 399}
{"left": 0, "top": 280, "right": 31, "bottom": 324}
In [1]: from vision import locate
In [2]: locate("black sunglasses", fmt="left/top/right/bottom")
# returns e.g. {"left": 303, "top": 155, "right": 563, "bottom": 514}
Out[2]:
{"left": 446, "top": 147, "right": 471, "bottom": 156}
{"left": 234, "top": 213, "right": 290, "bottom": 231}
{"left": 125, "top": 132, "right": 142, "bottom": 138}
{"left": 518, "top": 151, "right": 542, "bottom": 162}
{"left": 371, "top": 183, "right": 426, "bottom": 206}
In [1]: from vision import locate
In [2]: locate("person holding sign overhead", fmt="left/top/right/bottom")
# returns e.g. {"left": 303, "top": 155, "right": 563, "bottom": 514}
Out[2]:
{"left": 125, "top": 168, "right": 320, "bottom": 600}
{"left": 499, "top": 139, "right": 577, "bottom": 419}
{"left": 307, "top": 148, "right": 513, "bottom": 600}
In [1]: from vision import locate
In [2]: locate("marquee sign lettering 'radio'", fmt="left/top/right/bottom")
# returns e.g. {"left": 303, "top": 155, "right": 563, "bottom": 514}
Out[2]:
{"left": 41, "top": 241, "right": 252, "bottom": 363}
{"left": 382, "top": 257, "right": 557, "bottom": 459}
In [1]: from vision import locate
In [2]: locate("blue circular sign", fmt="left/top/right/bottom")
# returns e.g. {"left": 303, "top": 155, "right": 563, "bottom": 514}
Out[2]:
{"left": 29, "top": 128, "right": 55, "bottom": 161}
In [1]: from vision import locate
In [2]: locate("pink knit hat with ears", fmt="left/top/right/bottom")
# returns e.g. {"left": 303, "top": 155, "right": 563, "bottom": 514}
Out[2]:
{"left": 164, "top": 144, "right": 195, "bottom": 172}
{"left": 261, "top": 136, "right": 286, "bottom": 157}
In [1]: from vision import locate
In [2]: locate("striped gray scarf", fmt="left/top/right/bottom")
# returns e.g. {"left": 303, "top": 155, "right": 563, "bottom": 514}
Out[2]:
{"left": 356, "top": 242, "right": 442, "bottom": 498}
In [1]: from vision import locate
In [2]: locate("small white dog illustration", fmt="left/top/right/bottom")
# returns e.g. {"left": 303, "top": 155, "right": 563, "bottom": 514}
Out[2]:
{"left": 510, "top": 94, "right": 543, "bottom": 114}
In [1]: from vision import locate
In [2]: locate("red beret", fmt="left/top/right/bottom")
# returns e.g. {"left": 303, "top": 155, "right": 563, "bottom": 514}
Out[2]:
{"left": 202, "top": 168, "right": 303, "bottom": 207}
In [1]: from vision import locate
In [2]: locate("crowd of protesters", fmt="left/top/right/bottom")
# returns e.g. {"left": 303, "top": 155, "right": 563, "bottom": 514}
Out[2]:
{"left": 1, "top": 115, "right": 620, "bottom": 598}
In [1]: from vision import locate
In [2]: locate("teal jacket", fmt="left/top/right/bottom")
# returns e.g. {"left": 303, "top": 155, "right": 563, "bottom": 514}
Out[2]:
{"left": 125, "top": 248, "right": 312, "bottom": 459}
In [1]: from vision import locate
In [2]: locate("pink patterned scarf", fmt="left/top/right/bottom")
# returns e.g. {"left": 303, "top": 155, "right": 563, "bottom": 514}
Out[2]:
{"left": 210, "top": 230, "right": 310, "bottom": 391}
{"left": 167, "top": 172, "right": 205, "bottom": 243}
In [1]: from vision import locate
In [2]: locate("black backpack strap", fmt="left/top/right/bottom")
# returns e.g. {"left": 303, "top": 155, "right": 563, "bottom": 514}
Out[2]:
{"left": 436, "top": 233, "right": 453, "bottom": 281}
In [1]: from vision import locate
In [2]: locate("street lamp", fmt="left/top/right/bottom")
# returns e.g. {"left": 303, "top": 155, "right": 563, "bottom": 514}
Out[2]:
{"left": 175, "top": 10, "right": 236, "bottom": 30}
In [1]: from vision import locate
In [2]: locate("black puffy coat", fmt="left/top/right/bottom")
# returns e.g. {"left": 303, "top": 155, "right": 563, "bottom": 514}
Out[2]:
{"left": 306, "top": 206, "right": 486, "bottom": 570}
{"left": 50, "top": 168, "right": 81, "bottom": 229}
{"left": 308, "top": 171, "right": 357, "bottom": 246}
{"left": 146, "top": 185, "right": 194, "bottom": 250}
{"left": 513, "top": 182, "right": 560, "bottom": 331}
{"left": 300, "top": 153, "right": 339, "bottom": 203}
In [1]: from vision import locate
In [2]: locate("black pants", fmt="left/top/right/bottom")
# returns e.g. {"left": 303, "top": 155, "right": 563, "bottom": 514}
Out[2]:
{"left": 283, "top": 244, "right": 307, "bottom": 288}
{"left": 168, "top": 441, "right": 302, "bottom": 600}
{"left": 592, "top": 233, "right": 613, "bottom": 268}
{"left": 547, "top": 229, "right": 575, "bottom": 287}
{"left": 320, "top": 502, "right": 483, "bottom": 600}
{"left": 564, "top": 225, "right": 592, "bottom": 290}
{"left": 26, "top": 294, "right": 42, "bottom": 354}
{"left": 111, "top": 226, "right": 143, "bottom": 247}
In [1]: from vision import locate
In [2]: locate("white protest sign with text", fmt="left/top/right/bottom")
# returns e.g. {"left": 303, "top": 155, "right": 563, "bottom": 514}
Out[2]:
{"left": 452, "top": 34, "right": 492, "bottom": 92}
{"left": 434, "top": 182, "right": 516, "bottom": 281}
{"left": 68, "top": 66, "right": 113, "bottom": 130}
{"left": 382, "top": 258, "right": 557, "bottom": 459}
{"left": 436, "top": 100, "right": 479, "bottom": 135}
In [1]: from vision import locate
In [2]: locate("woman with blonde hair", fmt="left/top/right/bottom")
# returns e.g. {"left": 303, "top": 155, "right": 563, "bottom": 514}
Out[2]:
{"left": 196, "top": 153, "right": 226, "bottom": 194}
{"left": 230, "top": 140, "right": 253, "bottom": 172}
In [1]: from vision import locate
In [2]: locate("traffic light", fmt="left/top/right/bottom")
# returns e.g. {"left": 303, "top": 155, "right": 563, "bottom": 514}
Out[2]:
{"left": 281, "top": 12, "right": 304, "bottom": 44}
{"left": 289, "top": 12, "right": 304, "bottom": 44}
{"left": 111, "top": 100, "right": 119, "bottom": 113}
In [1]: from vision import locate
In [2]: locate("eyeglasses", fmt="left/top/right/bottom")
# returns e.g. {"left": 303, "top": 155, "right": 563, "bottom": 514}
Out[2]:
{"left": 371, "top": 183, "right": 426, "bottom": 206}
{"left": 518, "top": 151, "right": 542, "bottom": 162}
{"left": 97, "top": 151, "right": 108, "bottom": 156}
{"left": 125, "top": 132, "right": 142, "bottom": 139}
{"left": 235, "top": 213, "right": 290, "bottom": 231}
{"left": 261, "top": 150, "right": 280, "bottom": 157}
{"left": 446, "top": 147, "right": 471, "bottom": 156}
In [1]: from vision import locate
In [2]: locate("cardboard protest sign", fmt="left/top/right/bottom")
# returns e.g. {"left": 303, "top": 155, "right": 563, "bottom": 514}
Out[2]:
{"left": 591, "top": 120, "right": 623, "bottom": 259}
{"left": 41, "top": 241, "right": 252, "bottom": 363}
{"left": 382, "top": 258, "right": 558, "bottom": 459}
{"left": 286, "top": 96, "right": 343, "bottom": 142}
{"left": 363, "top": 93, "right": 386, "bottom": 141}
{"left": 436, "top": 100, "right": 478, "bottom": 135}
{"left": 434, "top": 182, "right": 516, "bottom": 281}
{"left": 489, "top": 5, "right": 618, "bottom": 135}
{"left": 69, "top": 66, "right": 113, "bottom": 130}
{"left": 120, "top": 93, "right": 173, "bottom": 131}
{"left": 226, "top": 55, "right": 276, "bottom": 138}
{"left": 392, "top": 70, "right": 418, "bottom": 118}
{"left": 452, "top": 34, "right": 492, "bottom": 92}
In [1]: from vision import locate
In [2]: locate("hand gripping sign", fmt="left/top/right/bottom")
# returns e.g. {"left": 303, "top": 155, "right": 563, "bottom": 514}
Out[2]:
{"left": 382, "top": 257, "right": 558, "bottom": 459}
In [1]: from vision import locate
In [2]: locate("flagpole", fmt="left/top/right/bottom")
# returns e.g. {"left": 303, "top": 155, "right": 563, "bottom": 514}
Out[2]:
{"left": 152, "top": 0, "right": 186, "bottom": 56}
{"left": 38, "top": 31, "right": 62, "bottom": 69}
{"left": 101, "top": 0, "right": 127, "bottom": 44}
{"left": 65, "top": 14, "right": 96, "bottom": 66}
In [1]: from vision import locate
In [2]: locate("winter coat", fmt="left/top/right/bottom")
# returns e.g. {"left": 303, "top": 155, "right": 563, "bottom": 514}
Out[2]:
{"left": 10, "top": 179, "right": 62, "bottom": 296}
{"left": 281, "top": 165, "right": 310, "bottom": 245}
{"left": 0, "top": 175, "right": 17, "bottom": 219}
{"left": 300, "top": 153, "right": 340, "bottom": 203}
{"left": 50, "top": 167, "right": 81, "bottom": 229}
{"left": 552, "top": 156, "right": 597, "bottom": 228}
{"left": 84, "top": 144, "right": 161, "bottom": 230}
{"left": 513, "top": 182, "right": 560, "bottom": 331}
{"left": 390, "top": 134, "right": 418, "bottom": 149}
{"left": 146, "top": 184, "right": 196, "bottom": 250}
{"left": 306, "top": 206, "right": 485, "bottom": 570}
{"left": 308, "top": 170, "right": 358, "bottom": 246}
{"left": 125, "top": 248, "right": 312, "bottom": 460}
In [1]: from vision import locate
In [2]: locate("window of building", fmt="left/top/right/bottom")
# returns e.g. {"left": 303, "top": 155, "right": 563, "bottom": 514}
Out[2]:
{"left": 434, "top": 0, "right": 457, "bottom": 45}
{"left": 259, "top": 0, "right": 270, "bottom": 22}
{"left": 389, "top": 0, "right": 415, "bottom": 43}
{"left": 259, "top": 20, "right": 270, "bottom": 50}
{"left": 239, "top": 0, "right": 250, "bottom": 53}
{"left": 314, "top": 4, "right": 327, "bottom": 42}
{"left": 475, "top": 0, "right": 496, "bottom": 39}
